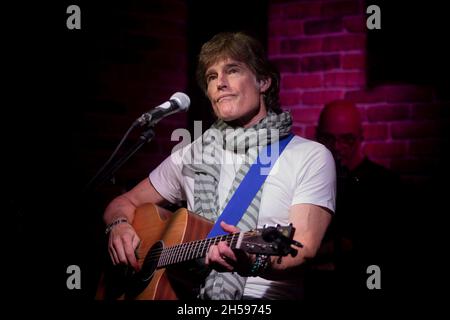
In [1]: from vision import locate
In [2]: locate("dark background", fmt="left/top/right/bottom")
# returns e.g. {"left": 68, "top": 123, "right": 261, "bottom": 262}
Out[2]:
{"left": 6, "top": 0, "right": 271, "bottom": 301}
{"left": 5, "top": 0, "right": 448, "bottom": 308}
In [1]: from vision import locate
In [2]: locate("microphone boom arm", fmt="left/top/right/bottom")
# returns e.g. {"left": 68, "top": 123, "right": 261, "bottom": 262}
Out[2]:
{"left": 83, "top": 126, "right": 155, "bottom": 193}
{"left": 84, "top": 92, "right": 190, "bottom": 193}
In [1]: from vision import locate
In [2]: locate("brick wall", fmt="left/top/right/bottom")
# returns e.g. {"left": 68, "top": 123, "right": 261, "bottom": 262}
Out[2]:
{"left": 73, "top": 0, "right": 188, "bottom": 190}
{"left": 73, "top": 0, "right": 449, "bottom": 191}
{"left": 268, "top": 0, "right": 449, "bottom": 187}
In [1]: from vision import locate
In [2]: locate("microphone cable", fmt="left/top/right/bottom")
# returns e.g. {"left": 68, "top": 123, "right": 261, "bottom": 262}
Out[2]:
{"left": 83, "top": 121, "right": 139, "bottom": 193}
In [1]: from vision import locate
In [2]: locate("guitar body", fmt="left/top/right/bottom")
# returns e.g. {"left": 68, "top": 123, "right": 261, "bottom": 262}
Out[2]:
{"left": 96, "top": 203, "right": 213, "bottom": 300}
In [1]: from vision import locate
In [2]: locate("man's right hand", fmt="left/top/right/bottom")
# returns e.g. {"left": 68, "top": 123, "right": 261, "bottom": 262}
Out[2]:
{"left": 103, "top": 178, "right": 169, "bottom": 271}
{"left": 108, "top": 223, "right": 141, "bottom": 271}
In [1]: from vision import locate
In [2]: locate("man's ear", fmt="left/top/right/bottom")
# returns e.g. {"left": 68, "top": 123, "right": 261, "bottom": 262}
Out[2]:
{"left": 259, "top": 78, "right": 271, "bottom": 93}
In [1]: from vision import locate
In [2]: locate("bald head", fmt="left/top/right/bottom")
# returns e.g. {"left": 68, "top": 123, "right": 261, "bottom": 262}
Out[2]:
{"left": 317, "top": 100, "right": 364, "bottom": 171}
{"left": 318, "top": 100, "right": 362, "bottom": 134}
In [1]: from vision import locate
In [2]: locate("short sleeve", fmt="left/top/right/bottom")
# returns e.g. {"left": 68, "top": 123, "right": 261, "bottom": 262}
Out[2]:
{"left": 149, "top": 150, "right": 185, "bottom": 205}
{"left": 292, "top": 144, "right": 336, "bottom": 213}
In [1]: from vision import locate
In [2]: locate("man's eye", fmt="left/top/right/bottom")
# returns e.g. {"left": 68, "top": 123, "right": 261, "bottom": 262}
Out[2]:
{"left": 228, "top": 68, "right": 238, "bottom": 74}
{"left": 206, "top": 74, "right": 217, "bottom": 83}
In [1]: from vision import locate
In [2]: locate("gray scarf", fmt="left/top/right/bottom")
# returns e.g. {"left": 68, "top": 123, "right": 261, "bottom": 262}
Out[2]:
{"left": 183, "top": 110, "right": 292, "bottom": 299}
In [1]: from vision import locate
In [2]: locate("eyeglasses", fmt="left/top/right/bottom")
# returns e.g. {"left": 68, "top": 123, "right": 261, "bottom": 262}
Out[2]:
{"left": 317, "top": 132, "right": 359, "bottom": 147}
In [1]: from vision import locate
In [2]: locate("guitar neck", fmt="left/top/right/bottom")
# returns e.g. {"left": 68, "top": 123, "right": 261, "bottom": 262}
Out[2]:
{"left": 157, "top": 232, "right": 245, "bottom": 268}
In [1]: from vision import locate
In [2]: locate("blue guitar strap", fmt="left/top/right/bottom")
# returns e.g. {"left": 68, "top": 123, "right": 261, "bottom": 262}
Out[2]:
{"left": 207, "top": 133, "right": 294, "bottom": 237}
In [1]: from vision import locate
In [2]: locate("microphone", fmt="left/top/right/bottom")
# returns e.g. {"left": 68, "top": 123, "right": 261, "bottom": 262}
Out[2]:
{"left": 134, "top": 92, "right": 190, "bottom": 127}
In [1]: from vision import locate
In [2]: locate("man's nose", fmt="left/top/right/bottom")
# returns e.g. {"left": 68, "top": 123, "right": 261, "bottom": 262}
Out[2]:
{"left": 217, "top": 73, "right": 228, "bottom": 90}
{"left": 334, "top": 140, "right": 350, "bottom": 156}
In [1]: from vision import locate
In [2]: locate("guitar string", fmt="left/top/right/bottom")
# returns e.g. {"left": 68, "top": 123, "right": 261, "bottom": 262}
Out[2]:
{"left": 138, "top": 233, "right": 262, "bottom": 266}
{"left": 143, "top": 234, "right": 240, "bottom": 262}
{"left": 156, "top": 236, "right": 241, "bottom": 268}
{"left": 146, "top": 246, "right": 271, "bottom": 269}
{"left": 139, "top": 233, "right": 251, "bottom": 259}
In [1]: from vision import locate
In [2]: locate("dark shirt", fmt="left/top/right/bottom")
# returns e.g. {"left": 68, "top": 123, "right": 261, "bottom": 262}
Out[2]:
{"left": 335, "top": 157, "right": 399, "bottom": 256}
{"left": 307, "top": 157, "right": 401, "bottom": 300}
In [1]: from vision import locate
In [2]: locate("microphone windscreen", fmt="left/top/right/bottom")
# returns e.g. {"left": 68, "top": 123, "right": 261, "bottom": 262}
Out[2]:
{"left": 171, "top": 92, "right": 190, "bottom": 111}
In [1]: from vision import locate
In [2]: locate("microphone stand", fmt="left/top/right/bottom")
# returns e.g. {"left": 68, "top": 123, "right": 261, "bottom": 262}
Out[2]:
{"left": 83, "top": 126, "right": 155, "bottom": 193}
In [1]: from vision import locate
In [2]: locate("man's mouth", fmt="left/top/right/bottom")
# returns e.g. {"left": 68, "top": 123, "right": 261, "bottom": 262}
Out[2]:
{"left": 217, "top": 95, "right": 235, "bottom": 103}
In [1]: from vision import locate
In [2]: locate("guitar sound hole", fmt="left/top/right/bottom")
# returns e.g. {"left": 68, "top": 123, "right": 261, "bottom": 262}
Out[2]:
{"left": 125, "top": 241, "right": 163, "bottom": 298}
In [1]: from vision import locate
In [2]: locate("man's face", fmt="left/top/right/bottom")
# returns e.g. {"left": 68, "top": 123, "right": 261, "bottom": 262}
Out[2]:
{"left": 205, "top": 57, "right": 269, "bottom": 128}
{"left": 317, "top": 108, "right": 362, "bottom": 170}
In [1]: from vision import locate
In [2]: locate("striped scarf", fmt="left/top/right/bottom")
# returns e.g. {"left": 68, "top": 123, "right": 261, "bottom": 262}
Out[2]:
{"left": 184, "top": 110, "right": 292, "bottom": 300}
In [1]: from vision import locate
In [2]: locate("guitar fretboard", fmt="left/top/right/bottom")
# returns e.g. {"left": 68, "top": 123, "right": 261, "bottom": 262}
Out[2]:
{"left": 156, "top": 232, "right": 244, "bottom": 268}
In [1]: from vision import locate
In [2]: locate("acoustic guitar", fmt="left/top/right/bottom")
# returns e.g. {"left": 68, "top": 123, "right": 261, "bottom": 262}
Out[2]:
{"left": 96, "top": 203, "right": 301, "bottom": 300}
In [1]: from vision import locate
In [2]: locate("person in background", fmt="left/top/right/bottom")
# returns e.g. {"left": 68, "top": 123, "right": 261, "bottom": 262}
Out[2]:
{"left": 310, "top": 100, "right": 400, "bottom": 300}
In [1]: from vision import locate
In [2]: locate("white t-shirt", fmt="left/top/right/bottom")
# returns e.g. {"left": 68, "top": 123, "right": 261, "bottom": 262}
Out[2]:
{"left": 149, "top": 135, "right": 336, "bottom": 299}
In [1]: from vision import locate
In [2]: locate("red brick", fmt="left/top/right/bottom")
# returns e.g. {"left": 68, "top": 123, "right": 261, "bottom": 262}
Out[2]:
{"left": 268, "top": 38, "right": 281, "bottom": 55}
{"left": 302, "top": 90, "right": 344, "bottom": 105}
{"left": 304, "top": 18, "right": 343, "bottom": 35}
{"left": 342, "top": 53, "right": 366, "bottom": 69}
{"left": 292, "top": 125, "right": 305, "bottom": 137}
{"left": 356, "top": 105, "right": 368, "bottom": 121}
{"left": 291, "top": 106, "right": 323, "bottom": 123}
{"left": 391, "top": 121, "right": 443, "bottom": 139}
{"left": 282, "top": 73, "right": 323, "bottom": 89}
{"left": 281, "top": 38, "right": 322, "bottom": 54}
{"left": 290, "top": 124, "right": 317, "bottom": 139}
{"left": 324, "top": 71, "right": 365, "bottom": 87}
{"left": 345, "top": 89, "right": 379, "bottom": 103}
{"left": 271, "top": 57, "right": 301, "bottom": 73}
{"left": 270, "top": 20, "right": 284, "bottom": 37}
{"left": 270, "top": 20, "right": 304, "bottom": 37}
{"left": 343, "top": 15, "right": 365, "bottom": 33}
{"left": 363, "top": 123, "right": 388, "bottom": 141}
{"left": 322, "top": 34, "right": 366, "bottom": 52}
{"left": 321, "top": 0, "right": 361, "bottom": 18}
{"left": 280, "top": 91, "right": 302, "bottom": 106}
{"left": 363, "top": 141, "right": 408, "bottom": 158}
{"left": 282, "top": 2, "right": 322, "bottom": 19}
{"left": 346, "top": 85, "right": 434, "bottom": 103}
{"left": 304, "top": 125, "right": 317, "bottom": 140}
{"left": 366, "top": 104, "right": 410, "bottom": 122}
{"left": 300, "top": 54, "right": 340, "bottom": 72}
